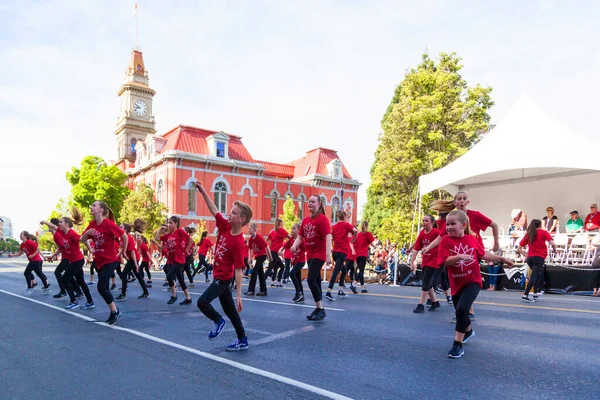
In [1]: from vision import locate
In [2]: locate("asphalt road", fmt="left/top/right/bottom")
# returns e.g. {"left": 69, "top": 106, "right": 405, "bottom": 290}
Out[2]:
{"left": 1, "top": 257, "right": 599, "bottom": 400}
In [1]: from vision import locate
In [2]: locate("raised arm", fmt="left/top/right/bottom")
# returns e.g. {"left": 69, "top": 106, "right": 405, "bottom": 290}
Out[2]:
{"left": 193, "top": 182, "right": 218, "bottom": 217}
{"left": 490, "top": 221, "right": 500, "bottom": 251}
{"left": 40, "top": 220, "right": 58, "bottom": 234}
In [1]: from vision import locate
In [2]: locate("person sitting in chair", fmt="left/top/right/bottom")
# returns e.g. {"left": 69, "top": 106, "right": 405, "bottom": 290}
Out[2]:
{"left": 565, "top": 210, "right": 584, "bottom": 233}
{"left": 542, "top": 207, "right": 558, "bottom": 233}
{"left": 584, "top": 204, "right": 600, "bottom": 232}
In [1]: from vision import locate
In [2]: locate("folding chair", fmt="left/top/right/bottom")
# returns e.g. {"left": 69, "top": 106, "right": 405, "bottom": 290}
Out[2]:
{"left": 551, "top": 233, "right": 569, "bottom": 264}
{"left": 565, "top": 234, "right": 589, "bottom": 265}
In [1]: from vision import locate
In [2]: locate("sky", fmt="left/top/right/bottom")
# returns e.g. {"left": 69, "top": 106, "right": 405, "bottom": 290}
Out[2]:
{"left": 1, "top": 0, "right": 599, "bottom": 238}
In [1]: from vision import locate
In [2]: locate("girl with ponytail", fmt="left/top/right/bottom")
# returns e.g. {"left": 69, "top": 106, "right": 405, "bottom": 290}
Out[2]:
{"left": 265, "top": 218, "right": 289, "bottom": 288}
{"left": 12, "top": 231, "right": 50, "bottom": 295}
{"left": 116, "top": 219, "right": 150, "bottom": 301}
{"left": 183, "top": 226, "right": 197, "bottom": 288}
{"left": 193, "top": 231, "right": 214, "bottom": 282}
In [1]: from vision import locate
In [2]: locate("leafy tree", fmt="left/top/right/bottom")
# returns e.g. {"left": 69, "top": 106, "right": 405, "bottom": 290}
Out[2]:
{"left": 38, "top": 232, "right": 57, "bottom": 252}
{"left": 66, "top": 156, "right": 130, "bottom": 221}
{"left": 363, "top": 51, "right": 493, "bottom": 245}
{"left": 0, "top": 238, "right": 20, "bottom": 253}
{"left": 119, "top": 184, "right": 168, "bottom": 237}
{"left": 280, "top": 196, "right": 298, "bottom": 232}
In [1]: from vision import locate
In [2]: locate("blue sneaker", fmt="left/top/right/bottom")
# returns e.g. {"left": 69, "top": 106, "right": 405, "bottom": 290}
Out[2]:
{"left": 65, "top": 302, "right": 79, "bottom": 310}
{"left": 226, "top": 337, "right": 249, "bottom": 351}
{"left": 81, "top": 302, "right": 95, "bottom": 310}
{"left": 208, "top": 317, "right": 226, "bottom": 340}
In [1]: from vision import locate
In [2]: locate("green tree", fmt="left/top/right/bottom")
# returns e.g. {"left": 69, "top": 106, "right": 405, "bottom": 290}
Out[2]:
{"left": 66, "top": 156, "right": 130, "bottom": 221}
{"left": 1, "top": 238, "right": 20, "bottom": 253}
{"left": 280, "top": 196, "right": 298, "bottom": 232}
{"left": 119, "top": 183, "right": 168, "bottom": 236}
{"left": 38, "top": 232, "right": 57, "bottom": 252}
{"left": 363, "top": 51, "right": 493, "bottom": 244}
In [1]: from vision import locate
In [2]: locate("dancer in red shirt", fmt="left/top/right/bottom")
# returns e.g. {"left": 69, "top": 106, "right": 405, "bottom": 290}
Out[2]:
{"left": 411, "top": 215, "right": 442, "bottom": 313}
{"left": 439, "top": 210, "right": 512, "bottom": 359}
{"left": 81, "top": 201, "right": 128, "bottom": 325}
{"left": 281, "top": 223, "right": 306, "bottom": 303}
{"left": 265, "top": 218, "right": 289, "bottom": 287}
{"left": 156, "top": 216, "right": 194, "bottom": 305}
{"left": 292, "top": 195, "right": 332, "bottom": 321}
{"left": 325, "top": 210, "right": 357, "bottom": 301}
{"left": 12, "top": 231, "right": 50, "bottom": 295}
{"left": 350, "top": 221, "right": 375, "bottom": 294}
{"left": 193, "top": 231, "right": 214, "bottom": 282}
{"left": 136, "top": 235, "right": 153, "bottom": 286}
{"left": 194, "top": 181, "right": 251, "bottom": 351}
{"left": 517, "top": 219, "right": 556, "bottom": 302}
{"left": 183, "top": 226, "right": 197, "bottom": 288}
{"left": 117, "top": 219, "right": 150, "bottom": 301}
{"left": 245, "top": 222, "right": 272, "bottom": 296}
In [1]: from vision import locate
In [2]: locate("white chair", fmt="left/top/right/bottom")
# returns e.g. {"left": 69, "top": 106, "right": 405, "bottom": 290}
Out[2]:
{"left": 482, "top": 236, "right": 494, "bottom": 252}
{"left": 584, "top": 233, "right": 600, "bottom": 265}
{"left": 565, "top": 234, "right": 589, "bottom": 265}
{"left": 551, "top": 233, "right": 569, "bottom": 264}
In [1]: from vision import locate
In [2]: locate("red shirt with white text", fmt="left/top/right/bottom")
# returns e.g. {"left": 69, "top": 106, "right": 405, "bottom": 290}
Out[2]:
{"left": 437, "top": 234, "right": 485, "bottom": 296}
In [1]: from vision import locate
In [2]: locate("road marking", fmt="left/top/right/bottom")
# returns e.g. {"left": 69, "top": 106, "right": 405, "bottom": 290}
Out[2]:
{"left": 183, "top": 290, "right": 347, "bottom": 312}
{"left": 252, "top": 325, "right": 315, "bottom": 345}
{"left": 0, "top": 288, "right": 353, "bottom": 400}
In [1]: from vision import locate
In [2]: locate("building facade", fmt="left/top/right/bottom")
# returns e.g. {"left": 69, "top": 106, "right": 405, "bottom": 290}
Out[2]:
{"left": 114, "top": 51, "right": 361, "bottom": 236}
{"left": 0, "top": 216, "right": 12, "bottom": 240}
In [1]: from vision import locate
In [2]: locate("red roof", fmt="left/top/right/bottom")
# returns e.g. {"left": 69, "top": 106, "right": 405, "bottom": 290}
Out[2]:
{"left": 289, "top": 148, "right": 353, "bottom": 179}
{"left": 256, "top": 160, "right": 295, "bottom": 178}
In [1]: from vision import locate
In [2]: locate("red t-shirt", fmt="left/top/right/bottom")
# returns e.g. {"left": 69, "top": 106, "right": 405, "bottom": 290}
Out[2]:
{"left": 437, "top": 234, "right": 485, "bottom": 296}
{"left": 437, "top": 219, "right": 447, "bottom": 237}
{"left": 268, "top": 228, "right": 289, "bottom": 252}
{"left": 160, "top": 228, "right": 190, "bottom": 265}
{"left": 21, "top": 240, "right": 42, "bottom": 262}
{"left": 197, "top": 238, "right": 213, "bottom": 256}
{"left": 282, "top": 237, "right": 293, "bottom": 259}
{"left": 248, "top": 233, "right": 269, "bottom": 258}
{"left": 126, "top": 234, "right": 140, "bottom": 261}
{"left": 584, "top": 212, "right": 600, "bottom": 231}
{"left": 346, "top": 250, "right": 356, "bottom": 262}
{"left": 354, "top": 231, "right": 374, "bottom": 258}
{"left": 53, "top": 230, "right": 66, "bottom": 258}
{"left": 139, "top": 242, "right": 152, "bottom": 263}
{"left": 284, "top": 236, "right": 306, "bottom": 264}
{"left": 467, "top": 209, "right": 492, "bottom": 244}
{"left": 519, "top": 229, "right": 553, "bottom": 259}
{"left": 62, "top": 229, "right": 84, "bottom": 262}
{"left": 414, "top": 228, "right": 441, "bottom": 268}
{"left": 213, "top": 212, "right": 245, "bottom": 280}
{"left": 300, "top": 213, "right": 331, "bottom": 262}
{"left": 83, "top": 219, "right": 125, "bottom": 269}
{"left": 331, "top": 221, "right": 355, "bottom": 255}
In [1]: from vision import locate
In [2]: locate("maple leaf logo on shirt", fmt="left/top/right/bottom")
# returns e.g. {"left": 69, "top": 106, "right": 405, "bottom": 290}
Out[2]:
{"left": 92, "top": 231, "right": 105, "bottom": 247}
{"left": 62, "top": 239, "right": 71, "bottom": 251}
{"left": 215, "top": 237, "right": 228, "bottom": 262}
{"left": 251, "top": 243, "right": 260, "bottom": 253}
{"left": 303, "top": 224, "right": 316, "bottom": 239}
{"left": 449, "top": 243, "right": 475, "bottom": 272}
{"left": 166, "top": 237, "right": 177, "bottom": 252}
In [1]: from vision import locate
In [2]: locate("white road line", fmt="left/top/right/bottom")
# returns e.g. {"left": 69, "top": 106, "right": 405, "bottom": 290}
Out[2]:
{"left": 0, "top": 288, "right": 353, "bottom": 400}
{"left": 252, "top": 325, "right": 315, "bottom": 345}
{"left": 183, "top": 290, "right": 346, "bottom": 311}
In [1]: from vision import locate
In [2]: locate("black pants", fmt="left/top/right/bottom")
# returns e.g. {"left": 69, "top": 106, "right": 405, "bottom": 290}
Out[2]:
{"left": 248, "top": 255, "right": 267, "bottom": 293}
{"left": 290, "top": 261, "right": 305, "bottom": 294}
{"left": 344, "top": 259, "right": 355, "bottom": 282}
{"left": 453, "top": 282, "right": 480, "bottom": 334}
{"left": 355, "top": 256, "right": 367, "bottom": 285}
{"left": 422, "top": 266, "right": 444, "bottom": 292}
{"left": 139, "top": 261, "right": 151, "bottom": 281}
{"left": 121, "top": 259, "right": 149, "bottom": 295}
{"left": 197, "top": 279, "right": 245, "bottom": 339}
{"left": 97, "top": 262, "right": 118, "bottom": 305}
{"left": 184, "top": 255, "right": 195, "bottom": 284}
{"left": 277, "top": 258, "right": 291, "bottom": 282}
{"left": 193, "top": 255, "right": 211, "bottom": 279}
{"left": 307, "top": 258, "right": 325, "bottom": 302}
{"left": 54, "top": 258, "right": 79, "bottom": 293}
{"left": 265, "top": 250, "right": 284, "bottom": 281}
{"left": 166, "top": 263, "right": 187, "bottom": 291}
{"left": 63, "top": 259, "right": 93, "bottom": 303}
{"left": 111, "top": 263, "right": 123, "bottom": 280}
{"left": 525, "top": 256, "right": 545, "bottom": 296}
{"left": 24, "top": 260, "right": 48, "bottom": 289}
{"left": 90, "top": 261, "right": 97, "bottom": 278}
{"left": 328, "top": 251, "right": 347, "bottom": 290}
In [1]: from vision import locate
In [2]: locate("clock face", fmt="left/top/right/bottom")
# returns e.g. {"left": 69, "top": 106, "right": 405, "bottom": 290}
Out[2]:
{"left": 133, "top": 99, "right": 147, "bottom": 116}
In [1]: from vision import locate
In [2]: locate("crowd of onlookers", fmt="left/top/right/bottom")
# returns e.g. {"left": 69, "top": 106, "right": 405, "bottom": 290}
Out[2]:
{"left": 509, "top": 203, "right": 600, "bottom": 236}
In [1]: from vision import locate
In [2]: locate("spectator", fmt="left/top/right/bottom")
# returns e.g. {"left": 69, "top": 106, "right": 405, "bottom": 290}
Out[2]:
{"left": 542, "top": 206, "right": 558, "bottom": 233}
{"left": 509, "top": 209, "right": 528, "bottom": 234}
{"left": 565, "top": 211, "right": 584, "bottom": 233}
{"left": 387, "top": 243, "right": 398, "bottom": 283}
{"left": 374, "top": 245, "right": 387, "bottom": 284}
{"left": 584, "top": 204, "right": 600, "bottom": 232}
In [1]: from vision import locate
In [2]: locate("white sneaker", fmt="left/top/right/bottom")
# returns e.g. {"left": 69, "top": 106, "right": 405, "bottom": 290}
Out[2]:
{"left": 24, "top": 289, "right": 34, "bottom": 295}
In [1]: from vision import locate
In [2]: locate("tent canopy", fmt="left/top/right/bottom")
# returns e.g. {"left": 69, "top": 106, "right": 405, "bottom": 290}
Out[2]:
{"left": 419, "top": 95, "right": 600, "bottom": 197}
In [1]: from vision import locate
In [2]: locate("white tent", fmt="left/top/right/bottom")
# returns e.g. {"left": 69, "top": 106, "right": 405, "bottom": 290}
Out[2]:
{"left": 417, "top": 94, "right": 600, "bottom": 233}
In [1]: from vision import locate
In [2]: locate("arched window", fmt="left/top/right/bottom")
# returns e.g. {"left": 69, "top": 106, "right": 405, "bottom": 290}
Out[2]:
{"left": 331, "top": 197, "right": 340, "bottom": 223}
{"left": 130, "top": 138, "right": 137, "bottom": 155}
{"left": 156, "top": 179, "right": 164, "bottom": 204}
{"left": 188, "top": 187, "right": 196, "bottom": 213}
{"left": 298, "top": 194, "right": 305, "bottom": 220}
{"left": 214, "top": 182, "right": 227, "bottom": 214}
{"left": 271, "top": 192, "right": 278, "bottom": 219}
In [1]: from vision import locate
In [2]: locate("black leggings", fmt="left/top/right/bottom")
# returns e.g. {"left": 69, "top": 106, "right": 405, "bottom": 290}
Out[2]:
{"left": 111, "top": 263, "right": 123, "bottom": 280}
{"left": 184, "top": 255, "right": 195, "bottom": 284}
{"left": 166, "top": 263, "right": 187, "bottom": 291}
{"left": 525, "top": 256, "right": 545, "bottom": 296}
{"left": 328, "top": 251, "right": 347, "bottom": 290}
{"left": 248, "top": 255, "right": 267, "bottom": 293}
{"left": 193, "top": 255, "right": 211, "bottom": 279}
{"left": 307, "top": 258, "right": 325, "bottom": 302}
{"left": 24, "top": 260, "right": 48, "bottom": 289}
{"left": 290, "top": 261, "right": 305, "bottom": 294}
{"left": 344, "top": 259, "right": 355, "bottom": 282}
{"left": 139, "top": 261, "right": 151, "bottom": 280}
{"left": 90, "top": 261, "right": 97, "bottom": 278}
{"left": 277, "top": 258, "right": 291, "bottom": 282}
{"left": 422, "top": 266, "right": 444, "bottom": 292}
{"left": 197, "top": 279, "right": 245, "bottom": 339}
{"left": 63, "top": 259, "right": 93, "bottom": 303}
{"left": 121, "top": 259, "right": 149, "bottom": 295}
{"left": 355, "top": 256, "right": 367, "bottom": 285}
{"left": 266, "top": 250, "right": 284, "bottom": 281}
{"left": 54, "top": 258, "right": 79, "bottom": 293}
{"left": 97, "top": 261, "right": 118, "bottom": 305}
{"left": 453, "top": 282, "right": 480, "bottom": 334}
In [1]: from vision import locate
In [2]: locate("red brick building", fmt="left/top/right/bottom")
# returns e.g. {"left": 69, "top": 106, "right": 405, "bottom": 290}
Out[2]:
{"left": 114, "top": 51, "right": 361, "bottom": 236}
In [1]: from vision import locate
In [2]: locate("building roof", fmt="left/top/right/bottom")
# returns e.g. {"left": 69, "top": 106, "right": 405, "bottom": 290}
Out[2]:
{"left": 255, "top": 160, "right": 295, "bottom": 178}
{"left": 289, "top": 147, "right": 353, "bottom": 179}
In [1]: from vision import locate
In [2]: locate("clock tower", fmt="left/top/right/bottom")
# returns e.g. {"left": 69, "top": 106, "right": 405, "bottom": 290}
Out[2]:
{"left": 114, "top": 50, "right": 156, "bottom": 165}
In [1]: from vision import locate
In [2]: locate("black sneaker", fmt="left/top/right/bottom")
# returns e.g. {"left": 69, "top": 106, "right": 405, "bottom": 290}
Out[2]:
{"left": 533, "top": 294, "right": 539, "bottom": 301}
{"left": 244, "top": 291, "right": 255, "bottom": 296}
{"left": 350, "top": 283, "right": 358, "bottom": 294}
{"left": 116, "top": 293, "right": 126, "bottom": 300}
{"left": 426, "top": 298, "right": 432, "bottom": 307}
{"left": 180, "top": 298, "right": 192, "bottom": 305}
{"left": 521, "top": 295, "right": 535, "bottom": 303}
{"left": 109, "top": 284, "right": 117, "bottom": 291}
{"left": 205, "top": 279, "right": 211, "bottom": 283}
{"left": 189, "top": 283, "right": 195, "bottom": 288}
{"left": 311, "top": 308, "right": 326, "bottom": 321}
{"left": 462, "top": 329, "right": 475, "bottom": 344}
{"left": 53, "top": 291, "right": 67, "bottom": 299}
{"left": 270, "top": 283, "right": 276, "bottom": 288}
{"left": 294, "top": 293, "right": 305, "bottom": 303}
{"left": 292, "top": 293, "right": 300, "bottom": 302}
{"left": 447, "top": 342, "right": 464, "bottom": 359}
{"left": 106, "top": 309, "right": 122, "bottom": 326}
{"left": 325, "top": 292, "right": 335, "bottom": 302}
{"left": 337, "top": 290, "right": 347, "bottom": 297}
{"left": 167, "top": 296, "right": 177, "bottom": 305}
{"left": 429, "top": 301, "right": 441, "bottom": 311}
{"left": 360, "top": 289, "right": 368, "bottom": 294}
{"left": 413, "top": 304, "right": 425, "bottom": 313}
{"left": 306, "top": 308, "right": 319, "bottom": 320}
{"left": 447, "top": 296, "right": 453, "bottom": 305}
{"left": 138, "top": 293, "right": 149, "bottom": 299}
{"left": 256, "top": 291, "right": 267, "bottom": 296}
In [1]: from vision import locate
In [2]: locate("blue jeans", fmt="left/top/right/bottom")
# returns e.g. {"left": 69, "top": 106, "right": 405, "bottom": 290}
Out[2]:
{"left": 488, "top": 264, "right": 500, "bottom": 286}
